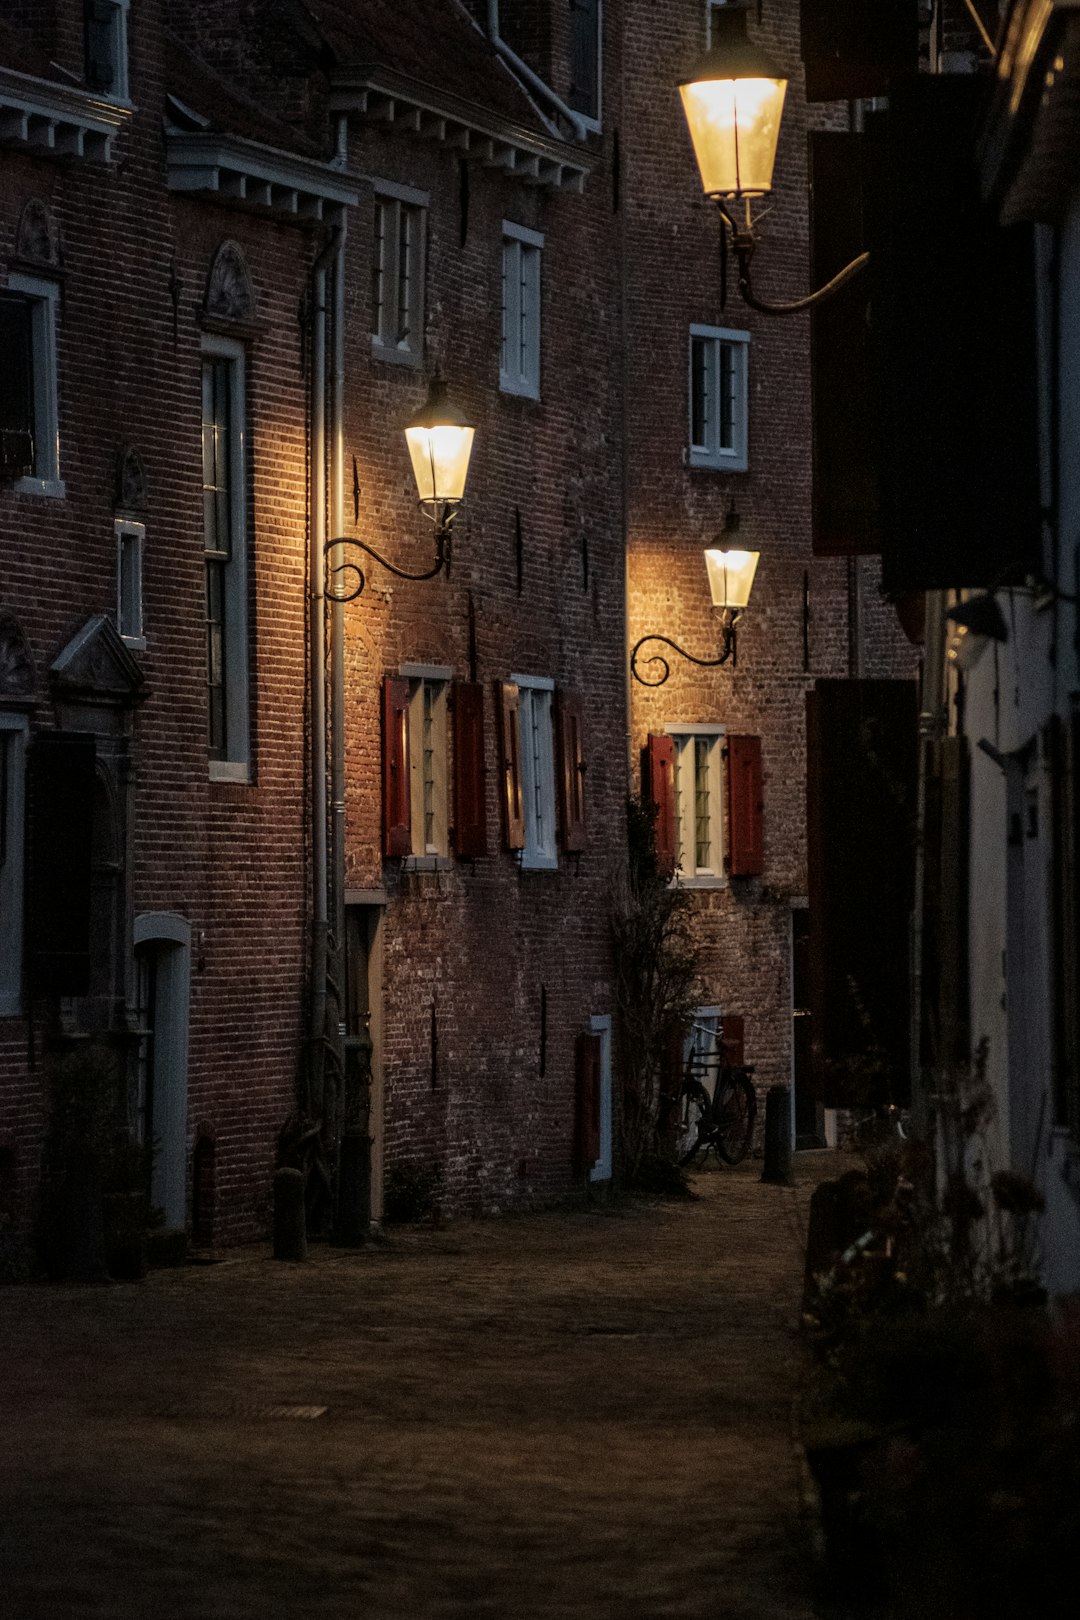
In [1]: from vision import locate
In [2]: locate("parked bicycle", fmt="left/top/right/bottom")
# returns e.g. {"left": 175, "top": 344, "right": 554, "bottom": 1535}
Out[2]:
{"left": 674, "top": 1020, "right": 757, "bottom": 1167}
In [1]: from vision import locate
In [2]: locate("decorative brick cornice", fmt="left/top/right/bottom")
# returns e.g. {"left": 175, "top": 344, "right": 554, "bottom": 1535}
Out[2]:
{"left": 0, "top": 66, "right": 131, "bottom": 163}
{"left": 166, "top": 130, "right": 361, "bottom": 220}
{"left": 330, "top": 67, "right": 590, "bottom": 193}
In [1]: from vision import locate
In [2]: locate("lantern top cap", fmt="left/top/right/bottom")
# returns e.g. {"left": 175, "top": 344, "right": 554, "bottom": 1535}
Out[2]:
{"left": 406, "top": 374, "right": 472, "bottom": 433}
{"left": 679, "top": 7, "right": 787, "bottom": 87}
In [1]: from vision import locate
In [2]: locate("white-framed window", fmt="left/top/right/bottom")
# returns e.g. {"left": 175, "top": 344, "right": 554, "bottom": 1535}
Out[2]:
{"left": 706, "top": 1, "right": 730, "bottom": 47}
{"left": 116, "top": 518, "right": 145, "bottom": 648}
{"left": 0, "top": 715, "right": 27, "bottom": 1018}
{"left": 201, "top": 336, "right": 250, "bottom": 781}
{"left": 569, "top": 0, "right": 603, "bottom": 127}
{"left": 402, "top": 664, "right": 450, "bottom": 861}
{"left": 668, "top": 724, "right": 727, "bottom": 885}
{"left": 689, "top": 323, "right": 749, "bottom": 471}
{"left": 85, "top": 0, "right": 130, "bottom": 101}
{"left": 513, "top": 673, "right": 558, "bottom": 870}
{"left": 1, "top": 274, "right": 63, "bottom": 498}
{"left": 371, "top": 181, "right": 428, "bottom": 365}
{"left": 501, "top": 223, "right": 543, "bottom": 399}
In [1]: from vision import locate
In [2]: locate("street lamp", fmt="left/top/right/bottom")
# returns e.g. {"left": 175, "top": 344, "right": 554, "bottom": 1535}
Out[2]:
{"left": 679, "top": 5, "right": 868, "bottom": 315}
{"left": 631, "top": 509, "right": 760, "bottom": 686}
{"left": 326, "top": 375, "right": 475, "bottom": 603}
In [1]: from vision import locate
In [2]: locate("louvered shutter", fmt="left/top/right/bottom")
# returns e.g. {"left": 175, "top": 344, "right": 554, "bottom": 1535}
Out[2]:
{"left": 719, "top": 1013, "right": 745, "bottom": 1068}
{"left": 451, "top": 681, "right": 488, "bottom": 858}
{"left": 381, "top": 675, "right": 411, "bottom": 858}
{"left": 643, "top": 734, "right": 676, "bottom": 880}
{"left": 555, "top": 690, "right": 586, "bottom": 853}
{"left": 574, "top": 1031, "right": 602, "bottom": 1173}
{"left": 26, "top": 731, "right": 96, "bottom": 995}
{"left": 726, "top": 735, "right": 764, "bottom": 877}
{"left": 495, "top": 681, "right": 526, "bottom": 851}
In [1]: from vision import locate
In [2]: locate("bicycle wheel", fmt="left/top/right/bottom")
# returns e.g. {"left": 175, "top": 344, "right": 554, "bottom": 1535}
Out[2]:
{"left": 676, "top": 1080, "right": 713, "bottom": 1167}
{"left": 713, "top": 1070, "right": 756, "bottom": 1165}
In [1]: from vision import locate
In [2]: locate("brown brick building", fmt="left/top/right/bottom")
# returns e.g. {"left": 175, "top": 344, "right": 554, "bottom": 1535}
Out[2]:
{"left": 1, "top": 2, "right": 917, "bottom": 1265}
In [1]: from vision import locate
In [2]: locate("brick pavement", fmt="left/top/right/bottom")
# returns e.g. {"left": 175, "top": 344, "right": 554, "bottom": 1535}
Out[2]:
{"left": 0, "top": 1154, "right": 829, "bottom": 1620}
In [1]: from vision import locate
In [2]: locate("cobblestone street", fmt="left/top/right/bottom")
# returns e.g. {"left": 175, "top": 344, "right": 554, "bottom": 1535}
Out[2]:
{"left": 0, "top": 1157, "right": 825, "bottom": 1620}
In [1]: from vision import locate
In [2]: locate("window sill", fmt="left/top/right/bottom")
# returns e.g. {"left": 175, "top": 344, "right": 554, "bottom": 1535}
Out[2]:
{"left": 13, "top": 476, "right": 65, "bottom": 499}
{"left": 371, "top": 340, "right": 423, "bottom": 369}
{"left": 500, "top": 376, "right": 541, "bottom": 402}
{"left": 688, "top": 450, "right": 747, "bottom": 474}
{"left": 209, "top": 759, "right": 251, "bottom": 785}
{"left": 403, "top": 854, "right": 452, "bottom": 872}
{"left": 672, "top": 874, "right": 727, "bottom": 891}
{"left": 520, "top": 851, "right": 559, "bottom": 872}
{"left": 121, "top": 634, "right": 146, "bottom": 653}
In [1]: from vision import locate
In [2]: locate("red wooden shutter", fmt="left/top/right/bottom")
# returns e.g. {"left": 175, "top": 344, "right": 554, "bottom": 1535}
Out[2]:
{"left": 451, "top": 681, "right": 488, "bottom": 858}
{"left": 574, "top": 1031, "right": 602, "bottom": 1173}
{"left": 643, "top": 733, "right": 676, "bottom": 879}
{"left": 495, "top": 680, "right": 525, "bottom": 851}
{"left": 719, "top": 1013, "right": 745, "bottom": 1068}
{"left": 726, "top": 735, "right": 764, "bottom": 877}
{"left": 555, "top": 690, "right": 586, "bottom": 852}
{"left": 381, "top": 675, "right": 411, "bottom": 858}
{"left": 26, "top": 731, "right": 96, "bottom": 995}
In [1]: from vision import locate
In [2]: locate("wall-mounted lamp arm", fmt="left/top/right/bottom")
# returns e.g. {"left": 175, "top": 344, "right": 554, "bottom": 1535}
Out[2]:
{"left": 718, "top": 202, "right": 870, "bottom": 317}
{"left": 630, "top": 610, "right": 739, "bottom": 686}
{"left": 325, "top": 515, "right": 452, "bottom": 605}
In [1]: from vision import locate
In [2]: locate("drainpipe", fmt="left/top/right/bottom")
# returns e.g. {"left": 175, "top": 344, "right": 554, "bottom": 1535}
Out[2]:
{"left": 308, "top": 224, "right": 343, "bottom": 1126}
{"left": 329, "top": 120, "right": 348, "bottom": 1032}
{"left": 485, "top": 0, "right": 590, "bottom": 141}
{"left": 911, "top": 587, "right": 948, "bottom": 1140}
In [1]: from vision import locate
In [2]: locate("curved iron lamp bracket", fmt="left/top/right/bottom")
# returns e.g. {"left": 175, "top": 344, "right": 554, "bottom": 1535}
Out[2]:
{"left": 325, "top": 503, "right": 456, "bottom": 604}
{"left": 630, "top": 608, "right": 739, "bottom": 686}
{"left": 716, "top": 199, "right": 869, "bottom": 316}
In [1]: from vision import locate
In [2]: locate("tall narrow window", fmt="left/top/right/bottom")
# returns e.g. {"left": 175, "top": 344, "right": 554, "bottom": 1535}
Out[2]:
{"left": 116, "top": 519, "right": 145, "bottom": 647}
{"left": 515, "top": 675, "right": 558, "bottom": 869}
{"left": 405, "top": 670, "right": 450, "bottom": 860}
{"left": 670, "top": 726, "right": 726, "bottom": 883}
{"left": 371, "top": 183, "right": 427, "bottom": 365}
{"left": 0, "top": 276, "right": 62, "bottom": 496}
{"left": 85, "top": 0, "right": 129, "bottom": 100}
{"left": 689, "top": 324, "right": 749, "bottom": 471}
{"left": 569, "top": 0, "right": 602, "bottom": 124}
{"left": 501, "top": 223, "right": 543, "bottom": 399}
{"left": 706, "top": 1, "right": 730, "bottom": 47}
{"left": 201, "top": 339, "right": 249, "bottom": 778}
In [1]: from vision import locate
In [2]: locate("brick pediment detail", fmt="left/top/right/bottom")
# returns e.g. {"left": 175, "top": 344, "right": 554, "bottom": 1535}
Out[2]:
{"left": 205, "top": 240, "right": 255, "bottom": 323}
{"left": 50, "top": 615, "right": 146, "bottom": 706}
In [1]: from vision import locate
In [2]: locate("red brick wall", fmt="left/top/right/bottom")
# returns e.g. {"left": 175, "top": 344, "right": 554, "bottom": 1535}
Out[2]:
{"left": 622, "top": 0, "right": 918, "bottom": 1113}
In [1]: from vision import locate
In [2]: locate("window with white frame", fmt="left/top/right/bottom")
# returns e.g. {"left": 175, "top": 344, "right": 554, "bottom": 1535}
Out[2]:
{"left": 569, "top": 0, "right": 602, "bottom": 125}
{"left": 514, "top": 674, "right": 558, "bottom": 869}
{"left": 370, "top": 183, "right": 427, "bottom": 365}
{"left": 670, "top": 726, "right": 726, "bottom": 883}
{"left": 116, "top": 518, "right": 145, "bottom": 648}
{"left": 404, "top": 667, "right": 450, "bottom": 860}
{"left": 689, "top": 324, "right": 749, "bottom": 471}
{"left": 0, "top": 715, "right": 27, "bottom": 1018}
{"left": 0, "top": 275, "right": 62, "bottom": 497}
{"left": 85, "top": 0, "right": 129, "bottom": 101}
{"left": 501, "top": 224, "right": 543, "bottom": 399}
{"left": 706, "top": 1, "right": 730, "bottom": 46}
{"left": 201, "top": 338, "right": 250, "bottom": 778}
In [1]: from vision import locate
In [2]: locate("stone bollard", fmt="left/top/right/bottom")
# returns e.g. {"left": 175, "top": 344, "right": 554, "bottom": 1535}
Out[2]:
{"left": 760, "top": 1084, "right": 793, "bottom": 1185}
{"left": 273, "top": 1166, "right": 307, "bottom": 1261}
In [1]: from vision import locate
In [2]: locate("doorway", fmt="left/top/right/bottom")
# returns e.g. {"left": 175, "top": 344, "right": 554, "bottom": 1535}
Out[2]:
{"left": 791, "top": 904, "right": 819, "bottom": 1148}
{"left": 133, "top": 913, "right": 191, "bottom": 1228}
{"left": 344, "top": 902, "right": 383, "bottom": 1221}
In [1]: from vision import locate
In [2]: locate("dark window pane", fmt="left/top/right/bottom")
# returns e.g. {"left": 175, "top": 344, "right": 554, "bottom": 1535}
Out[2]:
{"left": 0, "top": 295, "right": 33, "bottom": 439}
{"left": 691, "top": 337, "right": 707, "bottom": 447}
{"left": 206, "top": 559, "right": 226, "bottom": 755}
{"left": 719, "top": 343, "right": 734, "bottom": 448}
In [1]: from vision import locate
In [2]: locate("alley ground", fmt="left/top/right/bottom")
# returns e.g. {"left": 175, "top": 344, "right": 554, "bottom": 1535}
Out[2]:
{"left": 0, "top": 1155, "right": 829, "bottom": 1620}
